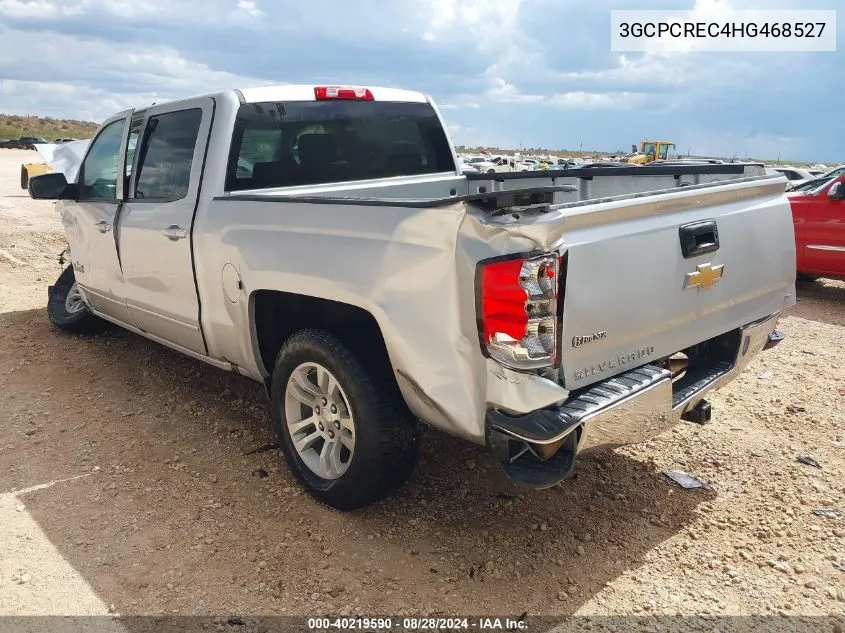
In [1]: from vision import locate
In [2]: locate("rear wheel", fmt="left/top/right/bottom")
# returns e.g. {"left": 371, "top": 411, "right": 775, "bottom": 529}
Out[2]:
{"left": 271, "top": 329, "right": 418, "bottom": 510}
{"left": 47, "top": 265, "right": 107, "bottom": 333}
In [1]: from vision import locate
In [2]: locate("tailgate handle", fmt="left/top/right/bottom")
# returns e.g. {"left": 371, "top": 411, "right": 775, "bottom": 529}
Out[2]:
{"left": 679, "top": 220, "right": 719, "bottom": 258}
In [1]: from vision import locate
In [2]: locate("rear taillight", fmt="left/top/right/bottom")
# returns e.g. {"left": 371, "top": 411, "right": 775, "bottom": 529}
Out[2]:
{"left": 314, "top": 86, "right": 374, "bottom": 101}
{"left": 478, "top": 253, "right": 562, "bottom": 370}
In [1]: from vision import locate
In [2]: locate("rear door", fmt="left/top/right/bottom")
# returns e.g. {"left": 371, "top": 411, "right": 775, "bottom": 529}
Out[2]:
{"left": 61, "top": 110, "right": 135, "bottom": 325}
{"left": 802, "top": 176, "right": 845, "bottom": 276}
{"left": 117, "top": 98, "right": 213, "bottom": 354}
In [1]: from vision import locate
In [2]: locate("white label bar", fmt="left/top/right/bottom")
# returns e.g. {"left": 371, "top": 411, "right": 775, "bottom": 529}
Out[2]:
{"left": 611, "top": 9, "right": 837, "bottom": 52}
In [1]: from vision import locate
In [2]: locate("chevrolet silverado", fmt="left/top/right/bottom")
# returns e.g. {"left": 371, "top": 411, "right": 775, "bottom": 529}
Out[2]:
{"left": 28, "top": 84, "right": 796, "bottom": 510}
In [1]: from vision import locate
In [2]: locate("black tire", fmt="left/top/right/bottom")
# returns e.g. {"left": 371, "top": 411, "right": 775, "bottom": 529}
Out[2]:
{"left": 47, "top": 265, "right": 107, "bottom": 334}
{"left": 20, "top": 164, "right": 28, "bottom": 190}
{"left": 270, "top": 329, "right": 418, "bottom": 511}
{"left": 797, "top": 272, "right": 819, "bottom": 283}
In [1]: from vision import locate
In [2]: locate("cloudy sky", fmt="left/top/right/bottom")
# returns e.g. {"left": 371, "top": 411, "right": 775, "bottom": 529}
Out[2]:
{"left": 0, "top": 0, "right": 841, "bottom": 161}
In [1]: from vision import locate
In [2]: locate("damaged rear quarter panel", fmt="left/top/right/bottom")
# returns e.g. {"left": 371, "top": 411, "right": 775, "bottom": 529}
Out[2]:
{"left": 193, "top": 195, "right": 571, "bottom": 445}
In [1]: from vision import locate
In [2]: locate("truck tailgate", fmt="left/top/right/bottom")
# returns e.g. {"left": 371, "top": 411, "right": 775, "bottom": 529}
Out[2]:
{"left": 557, "top": 176, "right": 796, "bottom": 389}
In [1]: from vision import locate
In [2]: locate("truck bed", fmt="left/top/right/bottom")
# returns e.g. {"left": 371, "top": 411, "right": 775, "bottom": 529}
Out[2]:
{"left": 221, "top": 162, "right": 773, "bottom": 207}
{"left": 465, "top": 162, "right": 768, "bottom": 203}
{"left": 208, "top": 172, "right": 793, "bottom": 400}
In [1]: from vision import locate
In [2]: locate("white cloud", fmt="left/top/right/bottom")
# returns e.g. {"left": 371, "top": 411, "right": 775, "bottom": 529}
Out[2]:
{"left": 680, "top": 130, "right": 813, "bottom": 162}
{"left": 439, "top": 100, "right": 481, "bottom": 110}
{"left": 0, "top": 0, "right": 840, "bottom": 161}
{"left": 486, "top": 78, "right": 544, "bottom": 104}
{"left": 455, "top": 78, "right": 656, "bottom": 112}
{"left": 0, "top": 27, "right": 270, "bottom": 121}
{"left": 419, "top": 0, "right": 528, "bottom": 75}
{"left": 548, "top": 91, "right": 651, "bottom": 110}
{"left": 0, "top": 0, "right": 85, "bottom": 18}
{"left": 236, "top": 0, "right": 264, "bottom": 19}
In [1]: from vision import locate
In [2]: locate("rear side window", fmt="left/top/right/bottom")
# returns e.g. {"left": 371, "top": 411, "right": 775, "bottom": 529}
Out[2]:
{"left": 133, "top": 108, "right": 202, "bottom": 201}
{"left": 226, "top": 100, "right": 455, "bottom": 191}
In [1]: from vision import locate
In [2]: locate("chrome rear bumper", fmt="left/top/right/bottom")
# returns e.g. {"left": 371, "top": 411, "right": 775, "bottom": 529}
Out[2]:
{"left": 487, "top": 312, "right": 783, "bottom": 468}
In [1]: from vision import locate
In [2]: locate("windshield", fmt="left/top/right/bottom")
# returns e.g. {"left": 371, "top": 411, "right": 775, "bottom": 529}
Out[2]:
{"left": 790, "top": 175, "right": 834, "bottom": 193}
{"left": 822, "top": 165, "right": 845, "bottom": 179}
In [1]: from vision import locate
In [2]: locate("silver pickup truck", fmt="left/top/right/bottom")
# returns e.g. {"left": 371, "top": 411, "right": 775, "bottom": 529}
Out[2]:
{"left": 29, "top": 84, "right": 796, "bottom": 510}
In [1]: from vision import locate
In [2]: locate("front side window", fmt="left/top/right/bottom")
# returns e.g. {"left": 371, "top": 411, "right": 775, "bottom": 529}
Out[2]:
{"left": 133, "top": 108, "right": 202, "bottom": 201}
{"left": 79, "top": 119, "right": 126, "bottom": 200}
{"left": 226, "top": 100, "right": 456, "bottom": 191}
{"left": 642, "top": 142, "right": 656, "bottom": 156}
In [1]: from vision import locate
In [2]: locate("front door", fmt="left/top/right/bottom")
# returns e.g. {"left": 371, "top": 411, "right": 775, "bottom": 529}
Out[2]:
{"left": 117, "top": 99, "right": 213, "bottom": 354}
{"left": 803, "top": 176, "right": 845, "bottom": 276}
{"left": 61, "top": 111, "right": 134, "bottom": 325}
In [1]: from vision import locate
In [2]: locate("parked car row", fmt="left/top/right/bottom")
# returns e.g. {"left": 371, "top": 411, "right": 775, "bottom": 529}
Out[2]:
{"left": 0, "top": 136, "right": 48, "bottom": 150}
{"left": 0, "top": 136, "right": 80, "bottom": 150}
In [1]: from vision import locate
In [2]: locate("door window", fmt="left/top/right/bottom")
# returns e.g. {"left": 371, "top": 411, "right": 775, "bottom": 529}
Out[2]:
{"left": 78, "top": 119, "right": 126, "bottom": 201}
{"left": 133, "top": 109, "right": 202, "bottom": 201}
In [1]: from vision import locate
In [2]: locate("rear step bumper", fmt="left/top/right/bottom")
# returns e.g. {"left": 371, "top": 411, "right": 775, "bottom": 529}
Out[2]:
{"left": 486, "top": 312, "right": 782, "bottom": 485}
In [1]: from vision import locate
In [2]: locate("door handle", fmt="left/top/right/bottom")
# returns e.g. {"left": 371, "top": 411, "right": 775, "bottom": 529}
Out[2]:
{"left": 679, "top": 220, "right": 719, "bottom": 259}
{"left": 94, "top": 220, "right": 111, "bottom": 233}
{"left": 161, "top": 225, "right": 188, "bottom": 240}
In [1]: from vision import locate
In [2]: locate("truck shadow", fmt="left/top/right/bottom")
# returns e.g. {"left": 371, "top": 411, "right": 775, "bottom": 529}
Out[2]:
{"left": 1, "top": 308, "right": 711, "bottom": 618}
{"left": 792, "top": 278, "right": 845, "bottom": 326}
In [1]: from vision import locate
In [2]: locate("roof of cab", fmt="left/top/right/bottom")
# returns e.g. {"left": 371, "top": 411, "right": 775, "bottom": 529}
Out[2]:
{"left": 237, "top": 84, "right": 429, "bottom": 104}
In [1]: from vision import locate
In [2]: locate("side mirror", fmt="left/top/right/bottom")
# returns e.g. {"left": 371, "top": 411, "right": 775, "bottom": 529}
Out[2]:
{"left": 828, "top": 182, "right": 844, "bottom": 199}
{"left": 28, "top": 172, "right": 74, "bottom": 200}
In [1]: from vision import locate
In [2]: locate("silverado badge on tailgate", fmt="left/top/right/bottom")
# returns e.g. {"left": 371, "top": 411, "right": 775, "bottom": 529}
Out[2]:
{"left": 684, "top": 263, "right": 724, "bottom": 291}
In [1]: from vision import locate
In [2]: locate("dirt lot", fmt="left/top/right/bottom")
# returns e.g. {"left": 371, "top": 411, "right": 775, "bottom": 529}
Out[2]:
{"left": 1, "top": 149, "right": 844, "bottom": 622}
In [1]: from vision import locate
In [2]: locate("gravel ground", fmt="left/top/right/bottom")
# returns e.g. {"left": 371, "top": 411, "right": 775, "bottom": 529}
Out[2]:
{"left": 0, "top": 149, "right": 843, "bottom": 623}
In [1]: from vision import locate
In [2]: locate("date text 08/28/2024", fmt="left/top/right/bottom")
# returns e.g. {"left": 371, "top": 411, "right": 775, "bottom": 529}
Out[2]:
{"left": 307, "top": 617, "right": 527, "bottom": 630}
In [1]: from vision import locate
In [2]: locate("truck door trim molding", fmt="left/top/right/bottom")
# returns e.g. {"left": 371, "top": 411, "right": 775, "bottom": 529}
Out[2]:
{"left": 806, "top": 244, "right": 845, "bottom": 252}
{"left": 122, "top": 300, "right": 202, "bottom": 332}
{"left": 189, "top": 97, "right": 217, "bottom": 357}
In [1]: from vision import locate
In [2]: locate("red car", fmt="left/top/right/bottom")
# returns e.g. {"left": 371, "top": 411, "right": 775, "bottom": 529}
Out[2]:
{"left": 788, "top": 173, "right": 845, "bottom": 280}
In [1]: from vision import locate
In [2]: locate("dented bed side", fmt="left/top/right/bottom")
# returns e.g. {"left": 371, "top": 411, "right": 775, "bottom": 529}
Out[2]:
{"left": 193, "top": 173, "right": 795, "bottom": 445}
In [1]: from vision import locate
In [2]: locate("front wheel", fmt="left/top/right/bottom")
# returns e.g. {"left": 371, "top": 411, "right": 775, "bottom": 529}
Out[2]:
{"left": 270, "top": 329, "right": 418, "bottom": 510}
{"left": 47, "top": 265, "right": 107, "bottom": 333}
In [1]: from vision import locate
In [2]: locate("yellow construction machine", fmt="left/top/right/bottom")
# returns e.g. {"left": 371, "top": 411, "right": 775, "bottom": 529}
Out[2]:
{"left": 628, "top": 140, "right": 675, "bottom": 165}
{"left": 20, "top": 162, "right": 52, "bottom": 189}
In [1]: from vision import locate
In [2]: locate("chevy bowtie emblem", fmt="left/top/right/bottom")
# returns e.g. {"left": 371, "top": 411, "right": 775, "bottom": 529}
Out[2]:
{"left": 684, "top": 263, "right": 724, "bottom": 291}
